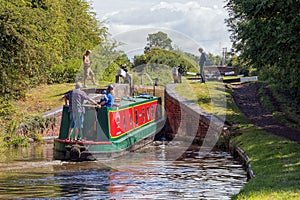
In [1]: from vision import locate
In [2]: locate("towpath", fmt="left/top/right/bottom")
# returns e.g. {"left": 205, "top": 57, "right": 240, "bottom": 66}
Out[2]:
{"left": 231, "top": 83, "right": 300, "bottom": 144}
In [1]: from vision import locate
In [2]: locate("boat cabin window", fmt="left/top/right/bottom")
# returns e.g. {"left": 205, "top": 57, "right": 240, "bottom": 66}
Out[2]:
{"left": 147, "top": 107, "right": 151, "bottom": 120}
{"left": 135, "top": 110, "right": 138, "bottom": 126}
{"left": 142, "top": 108, "right": 145, "bottom": 123}
{"left": 123, "top": 116, "right": 126, "bottom": 130}
{"left": 151, "top": 105, "right": 155, "bottom": 119}
{"left": 129, "top": 113, "right": 133, "bottom": 127}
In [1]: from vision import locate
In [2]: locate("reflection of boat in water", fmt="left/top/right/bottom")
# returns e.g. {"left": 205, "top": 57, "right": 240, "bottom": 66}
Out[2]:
{"left": 53, "top": 93, "right": 164, "bottom": 161}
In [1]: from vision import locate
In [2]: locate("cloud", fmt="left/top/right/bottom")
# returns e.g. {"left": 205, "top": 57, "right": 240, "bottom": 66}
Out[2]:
{"left": 91, "top": 0, "right": 231, "bottom": 56}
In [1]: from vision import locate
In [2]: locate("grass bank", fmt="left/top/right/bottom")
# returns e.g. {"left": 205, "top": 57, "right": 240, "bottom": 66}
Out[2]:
{"left": 0, "top": 81, "right": 110, "bottom": 148}
{"left": 176, "top": 80, "right": 300, "bottom": 199}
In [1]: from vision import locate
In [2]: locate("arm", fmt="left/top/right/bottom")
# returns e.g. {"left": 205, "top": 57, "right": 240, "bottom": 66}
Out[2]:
{"left": 64, "top": 97, "right": 68, "bottom": 105}
{"left": 64, "top": 91, "right": 70, "bottom": 105}
{"left": 83, "top": 55, "right": 91, "bottom": 66}
{"left": 87, "top": 97, "right": 101, "bottom": 108}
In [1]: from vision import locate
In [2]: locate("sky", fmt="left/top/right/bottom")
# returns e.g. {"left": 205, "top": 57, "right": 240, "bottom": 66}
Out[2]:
{"left": 90, "top": 0, "right": 231, "bottom": 58}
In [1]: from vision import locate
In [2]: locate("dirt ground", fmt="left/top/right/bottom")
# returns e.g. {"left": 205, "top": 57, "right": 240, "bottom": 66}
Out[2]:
{"left": 231, "top": 83, "right": 300, "bottom": 144}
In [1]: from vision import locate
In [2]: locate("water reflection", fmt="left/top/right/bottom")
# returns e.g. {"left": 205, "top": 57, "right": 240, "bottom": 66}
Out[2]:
{"left": 0, "top": 142, "right": 247, "bottom": 199}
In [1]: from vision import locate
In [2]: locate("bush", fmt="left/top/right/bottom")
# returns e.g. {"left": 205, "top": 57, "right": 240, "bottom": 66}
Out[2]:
{"left": 48, "top": 59, "right": 81, "bottom": 84}
{"left": 0, "top": 96, "right": 16, "bottom": 121}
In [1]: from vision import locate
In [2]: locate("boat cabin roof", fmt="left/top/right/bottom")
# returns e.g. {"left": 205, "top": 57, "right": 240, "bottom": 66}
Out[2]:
{"left": 111, "top": 94, "right": 158, "bottom": 110}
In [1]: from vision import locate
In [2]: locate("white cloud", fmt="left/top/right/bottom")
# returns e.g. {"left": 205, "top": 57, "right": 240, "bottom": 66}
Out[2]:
{"left": 91, "top": 0, "right": 231, "bottom": 57}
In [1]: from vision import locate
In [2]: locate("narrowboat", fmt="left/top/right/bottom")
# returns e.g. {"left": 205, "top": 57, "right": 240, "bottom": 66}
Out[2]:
{"left": 53, "top": 93, "right": 164, "bottom": 161}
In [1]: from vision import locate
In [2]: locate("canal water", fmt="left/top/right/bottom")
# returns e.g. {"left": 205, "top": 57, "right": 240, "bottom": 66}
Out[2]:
{"left": 0, "top": 141, "right": 247, "bottom": 199}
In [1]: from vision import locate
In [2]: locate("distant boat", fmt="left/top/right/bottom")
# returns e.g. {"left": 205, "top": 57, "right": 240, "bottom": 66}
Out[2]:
{"left": 53, "top": 93, "right": 164, "bottom": 161}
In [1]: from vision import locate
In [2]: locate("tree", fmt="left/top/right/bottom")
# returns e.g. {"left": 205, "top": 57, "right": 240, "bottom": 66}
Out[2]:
{"left": 225, "top": 0, "right": 300, "bottom": 103}
{"left": 0, "top": 0, "right": 106, "bottom": 99}
{"left": 145, "top": 31, "right": 173, "bottom": 51}
{"left": 206, "top": 53, "right": 222, "bottom": 66}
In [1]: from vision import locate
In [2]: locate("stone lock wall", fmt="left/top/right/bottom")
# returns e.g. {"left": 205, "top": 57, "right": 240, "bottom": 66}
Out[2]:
{"left": 164, "top": 84, "right": 226, "bottom": 146}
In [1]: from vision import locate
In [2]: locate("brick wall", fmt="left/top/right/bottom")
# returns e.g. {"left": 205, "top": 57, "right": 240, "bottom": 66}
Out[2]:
{"left": 164, "top": 84, "right": 226, "bottom": 147}
{"left": 41, "top": 107, "right": 63, "bottom": 138}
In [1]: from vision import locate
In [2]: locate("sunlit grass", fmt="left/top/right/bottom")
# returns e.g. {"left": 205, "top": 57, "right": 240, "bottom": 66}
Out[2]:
{"left": 13, "top": 81, "right": 111, "bottom": 117}
{"left": 175, "top": 79, "right": 243, "bottom": 123}
{"left": 232, "top": 128, "right": 300, "bottom": 200}
{"left": 14, "top": 83, "right": 74, "bottom": 116}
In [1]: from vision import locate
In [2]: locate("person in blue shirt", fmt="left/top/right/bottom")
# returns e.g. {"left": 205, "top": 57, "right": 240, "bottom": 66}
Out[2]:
{"left": 106, "top": 85, "right": 120, "bottom": 107}
{"left": 98, "top": 90, "right": 108, "bottom": 105}
{"left": 106, "top": 85, "right": 115, "bottom": 107}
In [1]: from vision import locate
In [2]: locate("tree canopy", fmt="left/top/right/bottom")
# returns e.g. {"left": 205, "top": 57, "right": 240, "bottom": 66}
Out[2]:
{"left": 145, "top": 31, "right": 173, "bottom": 51}
{"left": 0, "top": 0, "right": 106, "bottom": 99}
{"left": 225, "top": 0, "right": 300, "bottom": 103}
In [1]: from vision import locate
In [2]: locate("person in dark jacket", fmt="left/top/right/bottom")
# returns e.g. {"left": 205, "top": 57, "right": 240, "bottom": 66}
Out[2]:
{"left": 198, "top": 47, "right": 207, "bottom": 83}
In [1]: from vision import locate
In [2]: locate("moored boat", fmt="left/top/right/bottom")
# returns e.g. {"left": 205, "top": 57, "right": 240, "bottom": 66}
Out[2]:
{"left": 53, "top": 93, "right": 164, "bottom": 161}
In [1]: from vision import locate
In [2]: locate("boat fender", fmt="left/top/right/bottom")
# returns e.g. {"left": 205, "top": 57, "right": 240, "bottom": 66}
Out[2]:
{"left": 70, "top": 146, "right": 81, "bottom": 161}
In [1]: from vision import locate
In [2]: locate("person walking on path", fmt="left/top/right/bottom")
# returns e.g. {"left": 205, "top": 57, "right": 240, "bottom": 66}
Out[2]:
{"left": 83, "top": 50, "right": 97, "bottom": 88}
{"left": 64, "top": 82, "right": 100, "bottom": 141}
{"left": 198, "top": 47, "right": 207, "bottom": 83}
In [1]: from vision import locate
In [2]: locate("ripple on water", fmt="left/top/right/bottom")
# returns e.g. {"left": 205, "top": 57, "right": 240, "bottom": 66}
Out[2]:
{"left": 0, "top": 143, "right": 247, "bottom": 199}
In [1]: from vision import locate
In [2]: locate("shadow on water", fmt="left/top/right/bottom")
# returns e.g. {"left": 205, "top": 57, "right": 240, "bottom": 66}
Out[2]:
{"left": 0, "top": 141, "right": 247, "bottom": 199}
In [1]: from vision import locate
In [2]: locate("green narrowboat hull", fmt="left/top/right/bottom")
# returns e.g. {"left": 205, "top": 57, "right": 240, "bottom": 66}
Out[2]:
{"left": 53, "top": 94, "right": 164, "bottom": 161}
{"left": 53, "top": 118, "right": 164, "bottom": 161}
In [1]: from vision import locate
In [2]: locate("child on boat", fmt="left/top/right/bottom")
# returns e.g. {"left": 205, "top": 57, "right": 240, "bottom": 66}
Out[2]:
{"left": 98, "top": 90, "right": 108, "bottom": 105}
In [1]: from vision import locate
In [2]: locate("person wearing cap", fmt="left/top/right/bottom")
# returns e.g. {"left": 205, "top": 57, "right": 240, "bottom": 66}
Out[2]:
{"left": 98, "top": 90, "right": 108, "bottom": 106}
{"left": 105, "top": 85, "right": 120, "bottom": 107}
{"left": 64, "top": 82, "right": 100, "bottom": 141}
{"left": 83, "top": 50, "right": 97, "bottom": 88}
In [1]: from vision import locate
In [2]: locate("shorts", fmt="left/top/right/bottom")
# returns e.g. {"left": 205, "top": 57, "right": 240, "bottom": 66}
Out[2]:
{"left": 72, "top": 111, "right": 84, "bottom": 129}
{"left": 84, "top": 67, "right": 94, "bottom": 77}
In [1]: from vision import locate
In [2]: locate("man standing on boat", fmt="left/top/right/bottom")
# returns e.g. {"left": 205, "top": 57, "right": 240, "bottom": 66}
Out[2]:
{"left": 83, "top": 50, "right": 97, "bottom": 88}
{"left": 64, "top": 82, "right": 100, "bottom": 141}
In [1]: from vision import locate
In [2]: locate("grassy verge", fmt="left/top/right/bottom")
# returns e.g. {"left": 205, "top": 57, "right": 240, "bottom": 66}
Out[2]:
{"left": 14, "top": 81, "right": 113, "bottom": 116}
{"left": 0, "top": 81, "right": 111, "bottom": 148}
{"left": 176, "top": 80, "right": 300, "bottom": 199}
{"left": 14, "top": 83, "right": 74, "bottom": 117}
